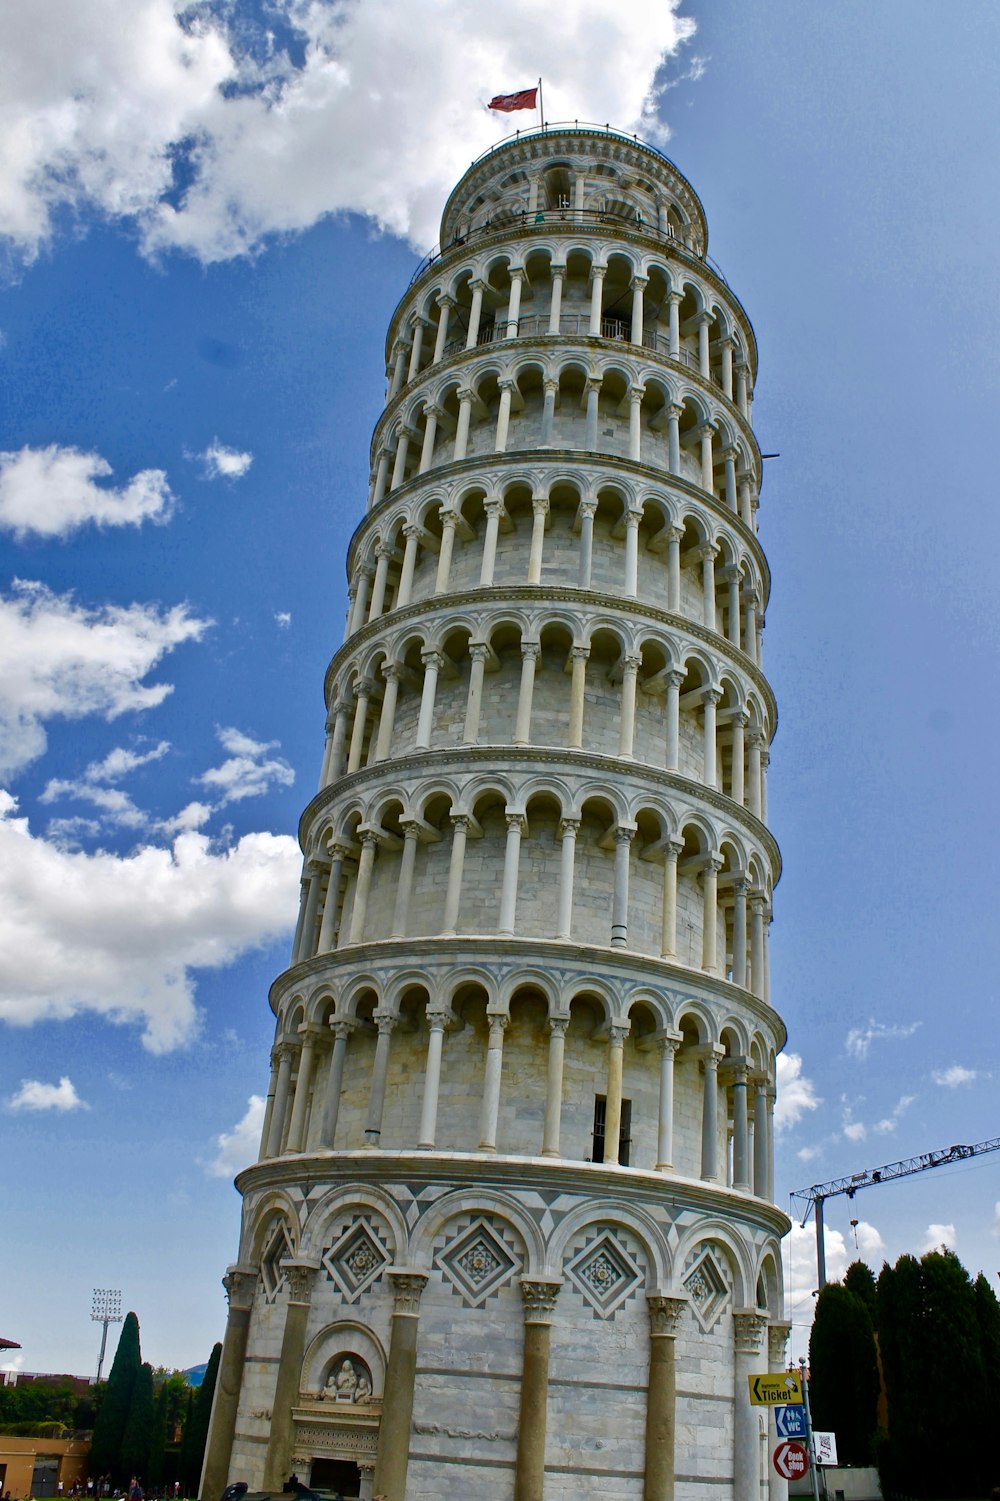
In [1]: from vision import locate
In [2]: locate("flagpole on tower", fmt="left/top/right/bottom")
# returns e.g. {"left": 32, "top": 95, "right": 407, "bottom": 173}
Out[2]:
{"left": 538, "top": 78, "right": 544, "bottom": 129}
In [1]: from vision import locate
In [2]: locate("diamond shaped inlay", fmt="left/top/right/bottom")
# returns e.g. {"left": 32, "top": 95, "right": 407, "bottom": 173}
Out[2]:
{"left": 683, "top": 1248, "right": 729, "bottom": 1331}
{"left": 566, "top": 1231, "right": 643, "bottom": 1319}
{"left": 260, "top": 1220, "right": 295, "bottom": 1303}
{"left": 436, "top": 1217, "right": 519, "bottom": 1307}
{"left": 323, "top": 1218, "right": 391, "bottom": 1303}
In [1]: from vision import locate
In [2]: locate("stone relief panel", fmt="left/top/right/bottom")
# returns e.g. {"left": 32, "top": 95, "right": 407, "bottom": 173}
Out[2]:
{"left": 319, "top": 1352, "right": 375, "bottom": 1406}
{"left": 433, "top": 1213, "right": 523, "bottom": 1308}
{"left": 564, "top": 1225, "right": 646, "bottom": 1320}
{"left": 260, "top": 1219, "right": 295, "bottom": 1303}
{"left": 682, "top": 1244, "right": 732, "bottom": 1332}
{"left": 321, "top": 1213, "right": 392, "bottom": 1303}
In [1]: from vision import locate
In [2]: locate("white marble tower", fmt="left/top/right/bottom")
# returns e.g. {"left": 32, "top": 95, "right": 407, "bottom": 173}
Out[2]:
{"left": 202, "top": 123, "right": 790, "bottom": 1501}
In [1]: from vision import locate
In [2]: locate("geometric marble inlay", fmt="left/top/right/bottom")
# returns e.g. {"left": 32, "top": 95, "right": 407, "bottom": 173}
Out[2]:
{"left": 260, "top": 1220, "right": 295, "bottom": 1303}
{"left": 566, "top": 1230, "right": 643, "bottom": 1320}
{"left": 683, "top": 1247, "right": 729, "bottom": 1331}
{"left": 435, "top": 1217, "right": 519, "bottom": 1307}
{"left": 323, "top": 1218, "right": 391, "bottom": 1304}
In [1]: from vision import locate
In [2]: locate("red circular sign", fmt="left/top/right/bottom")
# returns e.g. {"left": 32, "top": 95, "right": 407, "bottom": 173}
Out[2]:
{"left": 773, "top": 1441, "right": 810, "bottom": 1480}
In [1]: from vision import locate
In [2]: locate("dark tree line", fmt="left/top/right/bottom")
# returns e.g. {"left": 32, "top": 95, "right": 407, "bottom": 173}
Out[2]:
{"left": 809, "top": 1248, "right": 1000, "bottom": 1499}
{"left": 88, "top": 1312, "right": 221, "bottom": 1493}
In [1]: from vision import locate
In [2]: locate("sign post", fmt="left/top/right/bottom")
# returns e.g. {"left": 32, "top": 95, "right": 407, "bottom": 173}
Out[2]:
{"left": 799, "top": 1358, "right": 822, "bottom": 1501}
{"left": 774, "top": 1404, "right": 807, "bottom": 1440}
{"left": 747, "top": 1372, "right": 804, "bottom": 1406}
{"left": 773, "top": 1441, "right": 810, "bottom": 1481}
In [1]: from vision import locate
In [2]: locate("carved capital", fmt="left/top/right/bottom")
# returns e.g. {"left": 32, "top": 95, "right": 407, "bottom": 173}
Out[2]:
{"left": 558, "top": 817, "right": 581, "bottom": 840}
{"left": 520, "top": 641, "right": 541, "bottom": 663}
{"left": 223, "top": 1266, "right": 257, "bottom": 1311}
{"left": 607, "top": 1021, "right": 630, "bottom": 1047}
{"left": 421, "top": 648, "right": 445, "bottom": 671}
{"left": 648, "top": 1294, "right": 686, "bottom": 1337}
{"left": 373, "top": 1008, "right": 397, "bottom": 1036}
{"left": 569, "top": 644, "right": 591, "bottom": 663}
{"left": 532, "top": 496, "right": 551, "bottom": 517}
{"left": 469, "top": 642, "right": 491, "bottom": 664}
{"left": 768, "top": 1322, "right": 792, "bottom": 1364}
{"left": 389, "top": 1270, "right": 429, "bottom": 1315}
{"left": 520, "top": 1278, "right": 562, "bottom": 1322}
{"left": 505, "top": 812, "right": 527, "bottom": 835}
{"left": 282, "top": 1260, "right": 318, "bottom": 1304}
{"left": 733, "top": 1309, "right": 768, "bottom": 1354}
{"left": 548, "top": 1015, "right": 570, "bottom": 1039}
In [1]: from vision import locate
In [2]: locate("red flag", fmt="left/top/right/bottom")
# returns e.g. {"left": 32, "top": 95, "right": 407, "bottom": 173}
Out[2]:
{"left": 488, "top": 87, "right": 538, "bottom": 113}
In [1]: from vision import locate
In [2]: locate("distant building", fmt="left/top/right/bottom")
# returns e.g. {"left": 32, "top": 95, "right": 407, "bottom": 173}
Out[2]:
{"left": 202, "top": 123, "right": 789, "bottom": 1501}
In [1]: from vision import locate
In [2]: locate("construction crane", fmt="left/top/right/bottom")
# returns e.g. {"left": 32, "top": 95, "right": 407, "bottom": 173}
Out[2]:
{"left": 791, "top": 1135, "right": 1000, "bottom": 1287}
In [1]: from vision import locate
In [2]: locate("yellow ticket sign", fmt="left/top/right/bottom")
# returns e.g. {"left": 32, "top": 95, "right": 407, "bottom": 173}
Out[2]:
{"left": 748, "top": 1373, "right": 804, "bottom": 1406}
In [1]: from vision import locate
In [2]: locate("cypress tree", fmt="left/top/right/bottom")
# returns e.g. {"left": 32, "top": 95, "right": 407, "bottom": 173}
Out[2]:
{"left": 809, "top": 1282, "right": 880, "bottom": 1464}
{"left": 918, "top": 1250, "right": 985, "bottom": 1498}
{"left": 121, "top": 1363, "right": 155, "bottom": 1482}
{"left": 974, "top": 1272, "right": 1000, "bottom": 1493}
{"left": 182, "top": 1344, "right": 221, "bottom": 1495}
{"left": 178, "top": 1389, "right": 196, "bottom": 1496}
{"left": 876, "top": 1255, "right": 923, "bottom": 1496}
{"left": 843, "top": 1259, "right": 878, "bottom": 1328}
{"left": 90, "top": 1312, "right": 142, "bottom": 1480}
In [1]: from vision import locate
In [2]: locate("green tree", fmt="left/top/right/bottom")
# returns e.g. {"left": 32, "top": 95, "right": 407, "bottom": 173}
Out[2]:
{"left": 148, "top": 1372, "right": 188, "bottom": 1488}
{"left": 181, "top": 1344, "right": 221, "bottom": 1495}
{"left": 974, "top": 1272, "right": 1000, "bottom": 1493}
{"left": 809, "top": 1282, "right": 880, "bottom": 1464}
{"left": 177, "top": 1389, "right": 196, "bottom": 1496}
{"left": 843, "top": 1259, "right": 878, "bottom": 1328}
{"left": 121, "top": 1363, "right": 155, "bottom": 1481}
{"left": 90, "top": 1312, "right": 142, "bottom": 1480}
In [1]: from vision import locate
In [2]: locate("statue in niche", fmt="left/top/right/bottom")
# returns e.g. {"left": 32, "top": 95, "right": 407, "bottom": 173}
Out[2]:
{"left": 321, "top": 1354, "right": 372, "bottom": 1403}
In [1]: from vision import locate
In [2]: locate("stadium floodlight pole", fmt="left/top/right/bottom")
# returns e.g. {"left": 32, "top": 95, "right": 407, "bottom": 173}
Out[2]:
{"left": 91, "top": 1288, "right": 123, "bottom": 1381}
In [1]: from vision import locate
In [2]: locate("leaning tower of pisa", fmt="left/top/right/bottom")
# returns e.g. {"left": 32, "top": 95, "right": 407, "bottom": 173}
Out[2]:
{"left": 201, "top": 124, "right": 791, "bottom": 1501}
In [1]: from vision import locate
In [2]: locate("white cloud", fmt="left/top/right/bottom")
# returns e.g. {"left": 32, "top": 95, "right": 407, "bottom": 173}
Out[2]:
{"left": 205, "top": 1094, "right": 265, "bottom": 1178}
{"left": 274, "top": 611, "right": 291, "bottom": 630}
{"left": 195, "top": 725, "right": 294, "bottom": 805}
{"left": 781, "top": 1218, "right": 887, "bottom": 1359}
{"left": 198, "top": 439, "right": 253, "bottom": 480}
{"left": 0, "top": 791, "right": 300, "bottom": 1052}
{"left": 0, "top": 445, "right": 173, "bottom": 539}
{"left": 932, "top": 1064, "right": 980, "bottom": 1087}
{"left": 843, "top": 1119, "right": 867, "bottom": 1142}
{"left": 7, "top": 1075, "right": 88, "bottom": 1112}
{"left": 0, "top": 580, "right": 210, "bottom": 777}
{"left": 846, "top": 1018, "right": 922, "bottom": 1060}
{"left": 873, "top": 1094, "right": 915, "bottom": 1134}
{"left": 853, "top": 1221, "right": 886, "bottom": 1259}
{"left": 921, "top": 1223, "right": 957, "bottom": 1254}
{"left": 42, "top": 739, "right": 171, "bottom": 829}
{"left": 774, "top": 1052, "right": 820, "bottom": 1131}
{"left": 0, "top": 0, "right": 696, "bottom": 265}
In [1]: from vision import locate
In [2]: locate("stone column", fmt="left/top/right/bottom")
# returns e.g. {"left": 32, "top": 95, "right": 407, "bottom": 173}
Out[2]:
{"left": 557, "top": 817, "right": 580, "bottom": 937}
{"left": 540, "top": 379, "right": 558, "bottom": 446}
{"left": 527, "top": 497, "right": 549, "bottom": 582}
{"left": 442, "top": 813, "right": 470, "bottom": 934}
{"left": 199, "top": 1266, "right": 259, "bottom": 1501}
{"left": 504, "top": 267, "right": 524, "bottom": 337}
{"left": 765, "top": 1085, "right": 776, "bottom": 1199}
{"left": 721, "top": 447, "right": 739, "bottom": 512}
{"left": 584, "top": 378, "right": 601, "bottom": 451}
{"left": 373, "top": 1271, "right": 429, "bottom": 1500}
{"left": 720, "top": 337, "right": 735, "bottom": 400}
{"left": 317, "top": 847, "right": 347, "bottom": 953}
{"left": 514, "top": 1280, "right": 562, "bottom": 1501}
{"left": 748, "top": 733, "right": 763, "bottom": 817}
{"left": 697, "top": 312, "right": 711, "bottom": 379}
{"left": 391, "top": 818, "right": 421, "bottom": 937}
{"left": 480, "top": 498, "right": 502, "bottom": 584}
{"left": 733, "top": 1312, "right": 768, "bottom": 1501}
{"left": 289, "top": 876, "right": 309, "bottom": 966}
{"left": 578, "top": 500, "right": 597, "bottom": 587}
{"left": 285, "top": 1027, "right": 319, "bottom": 1153}
{"left": 665, "top": 670, "right": 683, "bottom": 771}
{"left": 478, "top": 1012, "right": 508, "bottom": 1150}
{"left": 624, "top": 507, "right": 642, "bottom": 595}
{"left": 395, "top": 523, "right": 421, "bottom": 607}
{"left": 611, "top": 825, "right": 635, "bottom": 947}
{"left": 462, "top": 641, "right": 490, "bottom": 743}
{"left": 656, "top": 1036, "right": 681, "bottom": 1170}
{"left": 739, "top": 473, "right": 754, "bottom": 529}
{"left": 465, "top": 279, "right": 485, "bottom": 348}
{"left": 433, "top": 294, "right": 454, "bottom": 361}
{"left": 513, "top": 641, "right": 540, "bottom": 744}
{"left": 495, "top": 378, "right": 516, "bottom": 451}
{"left": 732, "top": 876, "right": 748, "bottom": 987}
{"left": 415, "top": 649, "right": 443, "bottom": 748}
{"left": 666, "top": 404, "right": 682, "bottom": 475}
{"left": 365, "top": 1010, "right": 396, "bottom": 1146}
{"left": 743, "top": 594, "right": 759, "bottom": 664}
{"left": 418, "top": 403, "right": 442, "bottom": 472}
{"left": 388, "top": 340, "right": 407, "bottom": 398}
{"left": 628, "top": 387, "right": 645, "bottom": 463}
{"left": 749, "top": 893, "right": 766, "bottom": 999}
{"left": 736, "top": 363, "right": 749, "bottom": 417}
{"left": 702, "top": 689, "right": 720, "bottom": 787}
{"left": 730, "top": 1061, "right": 750, "bottom": 1190}
{"left": 731, "top": 712, "right": 747, "bottom": 806}
{"left": 666, "top": 526, "right": 682, "bottom": 610}
{"left": 347, "top": 677, "right": 373, "bottom": 774}
{"left": 417, "top": 1008, "right": 449, "bottom": 1148}
{"left": 723, "top": 566, "right": 742, "bottom": 647}
{"left": 548, "top": 266, "right": 565, "bottom": 333}
{"left": 698, "top": 544, "right": 718, "bottom": 631}
{"left": 701, "top": 855, "right": 722, "bottom": 972}
{"left": 262, "top": 1261, "right": 319, "bottom": 1490}
{"left": 434, "top": 509, "right": 459, "bottom": 592}
{"left": 660, "top": 838, "right": 683, "bottom": 956}
{"left": 499, "top": 812, "right": 526, "bottom": 934}
{"left": 390, "top": 426, "right": 415, "bottom": 490}
{"left": 542, "top": 1016, "right": 569, "bottom": 1156}
{"left": 768, "top": 1322, "right": 793, "bottom": 1501}
{"left": 258, "top": 1050, "right": 280, "bottom": 1160}
{"left": 370, "top": 451, "right": 390, "bottom": 510}
{"left": 347, "top": 830, "right": 379, "bottom": 944}
{"left": 644, "top": 1294, "right": 686, "bottom": 1501}
{"left": 630, "top": 275, "right": 647, "bottom": 345}
{"left": 603, "top": 1022, "right": 629, "bottom": 1162}
{"left": 753, "top": 1075, "right": 768, "bottom": 1196}
{"left": 453, "top": 388, "right": 473, "bottom": 460}
{"left": 701, "top": 1046, "right": 722, "bottom": 1180}
{"left": 367, "top": 543, "right": 393, "bottom": 621}
{"left": 326, "top": 700, "right": 349, "bottom": 781}
{"left": 265, "top": 1044, "right": 294, "bottom": 1157}
{"left": 612, "top": 656, "right": 640, "bottom": 765}
{"left": 568, "top": 646, "right": 589, "bottom": 748}
{"left": 589, "top": 266, "right": 606, "bottom": 335}
{"left": 373, "top": 664, "right": 400, "bottom": 762}
{"left": 318, "top": 1020, "right": 352, "bottom": 1146}
{"left": 406, "top": 317, "right": 426, "bottom": 380}
{"left": 699, "top": 423, "right": 716, "bottom": 493}
{"left": 667, "top": 292, "right": 682, "bottom": 358}
{"left": 295, "top": 861, "right": 324, "bottom": 962}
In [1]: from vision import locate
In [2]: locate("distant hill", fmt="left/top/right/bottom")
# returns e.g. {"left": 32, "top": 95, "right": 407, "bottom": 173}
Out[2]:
{"left": 181, "top": 1363, "right": 207, "bottom": 1387}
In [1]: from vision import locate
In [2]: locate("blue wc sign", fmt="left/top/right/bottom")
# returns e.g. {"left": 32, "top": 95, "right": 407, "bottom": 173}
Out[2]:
{"left": 774, "top": 1404, "right": 808, "bottom": 1440}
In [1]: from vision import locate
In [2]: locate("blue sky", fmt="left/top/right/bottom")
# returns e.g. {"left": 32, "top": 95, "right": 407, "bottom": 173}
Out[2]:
{"left": 2, "top": 0, "right": 998, "bottom": 1373}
